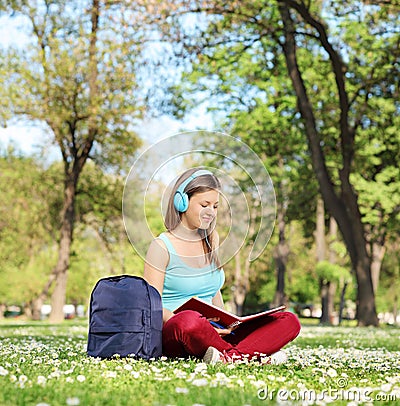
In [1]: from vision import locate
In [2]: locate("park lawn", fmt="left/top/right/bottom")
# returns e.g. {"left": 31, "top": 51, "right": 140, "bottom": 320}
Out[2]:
{"left": 0, "top": 320, "right": 399, "bottom": 406}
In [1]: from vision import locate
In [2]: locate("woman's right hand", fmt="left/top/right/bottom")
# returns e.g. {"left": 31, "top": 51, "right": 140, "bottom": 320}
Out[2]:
{"left": 208, "top": 317, "right": 233, "bottom": 336}
{"left": 213, "top": 326, "right": 233, "bottom": 336}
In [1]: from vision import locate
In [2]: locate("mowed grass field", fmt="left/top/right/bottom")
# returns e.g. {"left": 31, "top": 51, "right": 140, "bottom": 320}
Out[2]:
{"left": 0, "top": 320, "right": 399, "bottom": 405}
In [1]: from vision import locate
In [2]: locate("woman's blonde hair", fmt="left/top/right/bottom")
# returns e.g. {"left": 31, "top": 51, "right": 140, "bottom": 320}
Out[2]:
{"left": 164, "top": 168, "right": 221, "bottom": 268}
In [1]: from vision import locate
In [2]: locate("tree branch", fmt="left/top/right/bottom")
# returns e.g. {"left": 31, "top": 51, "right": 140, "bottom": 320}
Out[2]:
{"left": 281, "top": 0, "right": 353, "bottom": 177}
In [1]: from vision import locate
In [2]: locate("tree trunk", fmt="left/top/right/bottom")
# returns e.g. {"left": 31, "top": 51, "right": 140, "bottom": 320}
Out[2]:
{"left": 329, "top": 217, "right": 337, "bottom": 263}
{"left": 272, "top": 209, "right": 289, "bottom": 307}
{"left": 231, "top": 197, "right": 257, "bottom": 315}
{"left": 49, "top": 176, "right": 76, "bottom": 322}
{"left": 31, "top": 297, "right": 43, "bottom": 321}
{"left": 232, "top": 250, "right": 250, "bottom": 316}
{"left": 329, "top": 217, "right": 339, "bottom": 324}
{"left": 32, "top": 273, "right": 58, "bottom": 320}
{"left": 328, "top": 216, "right": 338, "bottom": 324}
{"left": 0, "top": 304, "right": 6, "bottom": 319}
{"left": 320, "top": 280, "right": 329, "bottom": 324}
{"left": 355, "top": 257, "right": 378, "bottom": 326}
{"left": 44, "top": 0, "right": 99, "bottom": 322}
{"left": 278, "top": 2, "right": 378, "bottom": 326}
{"left": 23, "top": 302, "right": 33, "bottom": 319}
{"left": 339, "top": 281, "right": 348, "bottom": 325}
{"left": 272, "top": 168, "right": 289, "bottom": 307}
{"left": 316, "top": 198, "right": 333, "bottom": 325}
{"left": 328, "top": 281, "right": 337, "bottom": 324}
{"left": 316, "top": 198, "right": 326, "bottom": 263}
{"left": 371, "top": 241, "right": 385, "bottom": 294}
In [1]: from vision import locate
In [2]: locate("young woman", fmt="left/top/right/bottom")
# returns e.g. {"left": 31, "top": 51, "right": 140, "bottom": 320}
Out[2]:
{"left": 144, "top": 168, "right": 300, "bottom": 364}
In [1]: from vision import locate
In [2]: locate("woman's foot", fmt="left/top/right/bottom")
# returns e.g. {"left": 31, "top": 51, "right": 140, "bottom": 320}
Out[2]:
{"left": 202, "top": 347, "right": 241, "bottom": 364}
{"left": 202, "top": 346, "right": 223, "bottom": 364}
{"left": 269, "top": 350, "right": 288, "bottom": 365}
{"left": 202, "top": 346, "right": 288, "bottom": 365}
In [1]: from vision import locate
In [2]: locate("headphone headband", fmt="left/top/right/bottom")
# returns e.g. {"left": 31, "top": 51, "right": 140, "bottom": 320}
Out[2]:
{"left": 176, "top": 169, "right": 213, "bottom": 194}
{"left": 173, "top": 169, "right": 213, "bottom": 212}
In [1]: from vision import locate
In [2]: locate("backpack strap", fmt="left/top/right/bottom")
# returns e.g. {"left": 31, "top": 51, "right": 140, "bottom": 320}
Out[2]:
{"left": 144, "top": 279, "right": 155, "bottom": 355}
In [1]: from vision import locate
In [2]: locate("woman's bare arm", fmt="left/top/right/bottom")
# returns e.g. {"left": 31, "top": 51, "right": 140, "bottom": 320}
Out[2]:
{"left": 143, "top": 239, "right": 174, "bottom": 323}
{"left": 211, "top": 290, "right": 225, "bottom": 309}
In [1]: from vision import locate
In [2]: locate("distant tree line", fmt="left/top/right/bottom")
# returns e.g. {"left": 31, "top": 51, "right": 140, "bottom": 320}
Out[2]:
{"left": 0, "top": 0, "right": 398, "bottom": 326}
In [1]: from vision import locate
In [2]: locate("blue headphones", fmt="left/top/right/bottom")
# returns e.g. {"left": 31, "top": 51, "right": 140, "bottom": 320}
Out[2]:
{"left": 173, "top": 169, "right": 213, "bottom": 212}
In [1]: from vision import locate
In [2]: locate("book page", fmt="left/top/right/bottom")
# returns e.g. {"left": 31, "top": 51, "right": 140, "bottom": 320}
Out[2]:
{"left": 174, "top": 297, "right": 285, "bottom": 328}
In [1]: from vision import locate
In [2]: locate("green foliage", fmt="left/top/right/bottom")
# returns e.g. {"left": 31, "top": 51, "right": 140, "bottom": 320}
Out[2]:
{"left": 315, "top": 261, "right": 352, "bottom": 285}
{"left": 0, "top": 146, "right": 59, "bottom": 304}
{"left": 376, "top": 240, "right": 400, "bottom": 315}
{"left": 1, "top": 1, "right": 399, "bottom": 319}
{"left": 67, "top": 232, "right": 144, "bottom": 308}
{"left": 0, "top": 1, "right": 148, "bottom": 318}
{"left": 247, "top": 222, "right": 320, "bottom": 308}
{"left": 285, "top": 223, "right": 320, "bottom": 304}
{"left": 1, "top": 1, "right": 143, "bottom": 170}
{"left": 0, "top": 147, "right": 145, "bottom": 308}
{"left": 155, "top": 1, "right": 399, "bottom": 318}
{"left": 66, "top": 162, "right": 148, "bottom": 305}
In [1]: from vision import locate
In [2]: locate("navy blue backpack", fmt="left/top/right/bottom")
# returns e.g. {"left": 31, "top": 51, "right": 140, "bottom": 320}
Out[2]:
{"left": 87, "top": 275, "right": 163, "bottom": 359}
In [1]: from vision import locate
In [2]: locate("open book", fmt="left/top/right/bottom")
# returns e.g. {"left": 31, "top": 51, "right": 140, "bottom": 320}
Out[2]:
{"left": 174, "top": 297, "right": 286, "bottom": 329}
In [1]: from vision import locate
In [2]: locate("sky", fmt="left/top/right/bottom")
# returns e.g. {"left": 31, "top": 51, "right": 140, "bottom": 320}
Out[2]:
{"left": 0, "top": 114, "right": 211, "bottom": 160}
{"left": 0, "top": 12, "right": 214, "bottom": 160}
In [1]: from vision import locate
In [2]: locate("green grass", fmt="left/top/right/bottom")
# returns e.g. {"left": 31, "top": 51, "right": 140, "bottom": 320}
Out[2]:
{"left": 0, "top": 320, "right": 399, "bottom": 405}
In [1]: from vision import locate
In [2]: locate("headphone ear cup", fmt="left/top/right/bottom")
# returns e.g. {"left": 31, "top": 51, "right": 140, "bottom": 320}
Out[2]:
{"left": 173, "top": 169, "right": 212, "bottom": 213}
{"left": 174, "top": 191, "right": 189, "bottom": 212}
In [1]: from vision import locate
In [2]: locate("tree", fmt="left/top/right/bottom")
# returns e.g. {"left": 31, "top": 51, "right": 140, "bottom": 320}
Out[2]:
{"left": 1, "top": 0, "right": 143, "bottom": 321}
{"left": 230, "top": 102, "right": 315, "bottom": 309}
{"left": 315, "top": 198, "right": 352, "bottom": 324}
{"left": 316, "top": 260, "right": 352, "bottom": 324}
{"left": 0, "top": 146, "right": 144, "bottom": 319}
{"left": 0, "top": 145, "right": 61, "bottom": 317}
{"left": 276, "top": 0, "right": 400, "bottom": 326}
{"left": 149, "top": 0, "right": 399, "bottom": 326}
{"left": 376, "top": 236, "right": 400, "bottom": 324}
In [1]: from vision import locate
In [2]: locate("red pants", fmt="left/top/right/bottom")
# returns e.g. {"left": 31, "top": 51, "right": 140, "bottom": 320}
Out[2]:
{"left": 162, "top": 310, "right": 301, "bottom": 359}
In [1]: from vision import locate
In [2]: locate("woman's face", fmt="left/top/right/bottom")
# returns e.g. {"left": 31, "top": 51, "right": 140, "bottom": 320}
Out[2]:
{"left": 181, "top": 189, "right": 219, "bottom": 230}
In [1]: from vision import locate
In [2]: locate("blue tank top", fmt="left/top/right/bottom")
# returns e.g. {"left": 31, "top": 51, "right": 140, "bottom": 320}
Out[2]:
{"left": 157, "top": 233, "right": 225, "bottom": 311}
